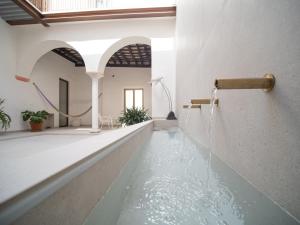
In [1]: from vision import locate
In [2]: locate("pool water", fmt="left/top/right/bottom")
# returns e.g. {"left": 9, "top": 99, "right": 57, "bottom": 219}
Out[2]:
{"left": 85, "top": 129, "right": 299, "bottom": 225}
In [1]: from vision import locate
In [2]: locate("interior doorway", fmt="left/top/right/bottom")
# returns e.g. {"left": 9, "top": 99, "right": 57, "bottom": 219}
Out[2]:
{"left": 59, "top": 78, "right": 69, "bottom": 127}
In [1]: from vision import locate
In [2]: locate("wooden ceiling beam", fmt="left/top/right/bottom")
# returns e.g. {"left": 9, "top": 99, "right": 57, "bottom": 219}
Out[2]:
{"left": 136, "top": 45, "right": 146, "bottom": 66}
{"left": 128, "top": 45, "right": 137, "bottom": 66}
{"left": 6, "top": 18, "right": 37, "bottom": 25}
{"left": 12, "top": 0, "right": 49, "bottom": 27}
{"left": 9, "top": 6, "right": 175, "bottom": 25}
{"left": 106, "top": 64, "right": 150, "bottom": 68}
{"left": 121, "top": 53, "right": 129, "bottom": 66}
{"left": 43, "top": 6, "right": 175, "bottom": 18}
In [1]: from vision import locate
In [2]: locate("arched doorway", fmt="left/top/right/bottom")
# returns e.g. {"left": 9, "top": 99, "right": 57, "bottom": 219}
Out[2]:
{"left": 97, "top": 37, "right": 152, "bottom": 127}
{"left": 97, "top": 36, "right": 151, "bottom": 74}
{"left": 28, "top": 45, "right": 89, "bottom": 128}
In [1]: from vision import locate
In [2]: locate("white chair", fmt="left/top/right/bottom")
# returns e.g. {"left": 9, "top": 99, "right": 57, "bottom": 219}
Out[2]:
{"left": 112, "top": 117, "right": 122, "bottom": 128}
{"left": 98, "top": 115, "right": 113, "bottom": 129}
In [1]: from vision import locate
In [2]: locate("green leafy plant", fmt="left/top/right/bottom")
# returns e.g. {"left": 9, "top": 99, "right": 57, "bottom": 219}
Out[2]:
{"left": 119, "top": 107, "right": 151, "bottom": 126}
{"left": 0, "top": 98, "right": 11, "bottom": 131}
{"left": 21, "top": 110, "right": 49, "bottom": 124}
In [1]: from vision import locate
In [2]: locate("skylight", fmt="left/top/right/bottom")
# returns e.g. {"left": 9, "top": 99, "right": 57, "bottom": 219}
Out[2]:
{"left": 29, "top": 0, "right": 176, "bottom": 13}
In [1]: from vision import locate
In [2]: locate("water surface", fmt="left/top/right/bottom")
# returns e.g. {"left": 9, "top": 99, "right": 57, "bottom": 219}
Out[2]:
{"left": 86, "top": 129, "right": 299, "bottom": 225}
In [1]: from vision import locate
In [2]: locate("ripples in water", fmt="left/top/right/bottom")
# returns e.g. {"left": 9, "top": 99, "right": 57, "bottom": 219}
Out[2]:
{"left": 86, "top": 129, "right": 299, "bottom": 225}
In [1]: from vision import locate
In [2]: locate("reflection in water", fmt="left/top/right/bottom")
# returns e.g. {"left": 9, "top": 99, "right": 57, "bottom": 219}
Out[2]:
{"left": 116, "top": 130, "right": 299, "bottom": 225}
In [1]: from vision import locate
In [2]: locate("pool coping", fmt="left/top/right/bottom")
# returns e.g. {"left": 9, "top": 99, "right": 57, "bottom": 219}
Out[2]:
{"left": 0, "top": 121, "right": 153, "bottom": 224}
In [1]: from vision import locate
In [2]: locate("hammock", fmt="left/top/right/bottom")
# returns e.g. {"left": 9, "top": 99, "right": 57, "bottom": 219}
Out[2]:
{"left": 33, "top": 82, "right": 102, "bottom": 118}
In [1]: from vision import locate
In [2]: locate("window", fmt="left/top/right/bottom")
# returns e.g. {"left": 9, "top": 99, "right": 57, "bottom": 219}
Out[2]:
{"left": 124, "top": 89, "right": 144, "bottom": 110}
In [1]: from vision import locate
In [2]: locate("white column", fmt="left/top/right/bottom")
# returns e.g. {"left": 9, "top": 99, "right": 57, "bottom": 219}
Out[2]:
{"left": 87, "top": 72, "right": 104, "bottom": 132}
{"left": 91, "top": 77, "right": 99, "bottom": 131}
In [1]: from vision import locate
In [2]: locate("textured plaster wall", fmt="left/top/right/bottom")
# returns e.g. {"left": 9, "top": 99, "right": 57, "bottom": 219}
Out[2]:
{"left": 175, "top": 0, "right": 300, "bottom": 219}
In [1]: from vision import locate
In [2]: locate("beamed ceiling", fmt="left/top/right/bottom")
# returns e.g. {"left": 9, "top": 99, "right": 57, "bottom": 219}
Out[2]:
{"left": 107, "top": 44, "right": 151, "bottom": 68}
{"left": 52, "top": 44, "right": 151, "bottom": 68}
{"left": 52, "top": 48, "right": 84, "bottom": 67}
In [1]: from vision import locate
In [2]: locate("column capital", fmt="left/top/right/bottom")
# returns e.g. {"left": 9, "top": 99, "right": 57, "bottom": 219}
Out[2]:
{"left": 86, "top": 72, "right": 104, "bottom": 79}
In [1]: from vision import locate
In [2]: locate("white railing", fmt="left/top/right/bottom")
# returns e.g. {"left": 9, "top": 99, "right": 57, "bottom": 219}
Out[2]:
{"left": 31, "top": 0, "right": 176, "bottom": 12}
{"left": 46, "top": 0, "right": 98, "bottom": 12}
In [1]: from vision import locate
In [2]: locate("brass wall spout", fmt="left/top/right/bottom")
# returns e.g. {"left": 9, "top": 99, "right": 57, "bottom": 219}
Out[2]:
{"left": 191, "top": 104, "right": 201, "bottom": 109}
{"left": 191, "top": 99, "right": 219, "bottom": 106}
{"left": 182, "top": 104, "right": 201, "bottom": 109}
{"left": 215, "top": 74, "right": 275, "bottom": 92}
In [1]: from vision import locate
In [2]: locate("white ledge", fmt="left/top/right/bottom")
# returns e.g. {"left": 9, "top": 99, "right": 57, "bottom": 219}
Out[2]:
{"left": 0, "top": 121, "right": 152, "bottom": 205}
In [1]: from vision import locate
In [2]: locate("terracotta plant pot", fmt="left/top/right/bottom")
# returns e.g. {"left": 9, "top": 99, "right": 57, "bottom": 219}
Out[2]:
{"left": 30, "top": 122, "right": 43, "bottom": 132}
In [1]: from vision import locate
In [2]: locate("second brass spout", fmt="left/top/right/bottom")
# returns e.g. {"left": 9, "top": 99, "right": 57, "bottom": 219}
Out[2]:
{"left": 183, "top": 104, "right": 201, "bottom": 109}
{"left": 215, "top": 74, "right": 275, "bottom": 92}
{"left": 191, "top": 104, "right": 201, "bottom": 109}
{"left": 191, "top": 99, "right": 219, "bottom": 105}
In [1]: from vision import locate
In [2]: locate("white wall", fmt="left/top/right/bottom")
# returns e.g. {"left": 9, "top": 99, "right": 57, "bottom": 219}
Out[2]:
{"left": 102, "top": 67, "right": 152, "bottom": 119}
{"left": 176, "top": 0, "right": 300, "bottom": 219}
{"left": 0, "top": 19, "right": 18, "bottom": 130}
{"left": 151, "top": 37, "right": 176, "bottom": 118}
{"left": 69, "top": 67, "right": 93, "bottom": 126}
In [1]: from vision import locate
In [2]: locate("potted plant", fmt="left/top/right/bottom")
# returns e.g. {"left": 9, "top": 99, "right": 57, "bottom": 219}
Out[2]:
{"left": 0, "top": 98, "right": 11, "bottom": 132}
{"left": 21, "top": 110, "right": 49, "bottom": 132}
{"left": 119, "top": 107, "right": 151, "bottom": 126}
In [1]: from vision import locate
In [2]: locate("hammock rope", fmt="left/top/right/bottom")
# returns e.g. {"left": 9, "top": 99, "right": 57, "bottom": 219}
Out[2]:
{"left": 33, "top": 82, "right": 102, "bottom": 118}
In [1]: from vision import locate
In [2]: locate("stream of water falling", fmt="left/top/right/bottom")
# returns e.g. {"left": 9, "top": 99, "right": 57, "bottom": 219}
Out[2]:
{"left": 183, "top": 106, "right": 191, "bottom": 129}
{"left": 206, "top": 88, "right": 218, "bottom": 190}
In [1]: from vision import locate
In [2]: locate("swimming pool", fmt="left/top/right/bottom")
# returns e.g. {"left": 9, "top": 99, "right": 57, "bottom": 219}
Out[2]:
{"left": 84, "top": 129, "right": 299, "bottom": 225}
